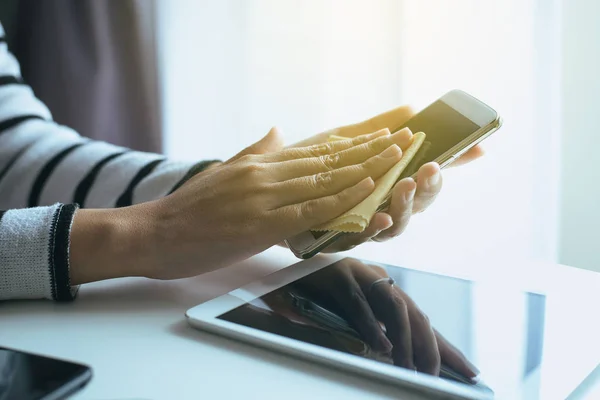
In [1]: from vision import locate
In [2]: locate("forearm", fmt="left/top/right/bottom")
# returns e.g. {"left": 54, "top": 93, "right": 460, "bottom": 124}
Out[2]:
{"left": 0, "top": 23, "right": 226, "bottom": 301}
{"left": 1, "top": 122, "right": 219, "bottom": 210}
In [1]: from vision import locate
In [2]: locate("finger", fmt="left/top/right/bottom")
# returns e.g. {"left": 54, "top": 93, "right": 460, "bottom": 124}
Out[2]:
{"left": 447, "top": 145, "right": 484, "bottom": 168}
{"left": 332, "top": 280, "right": 393, "bottom": 353}
{"left": 272, "top": 129, "right": 412, "bottom": 180}
{"left": 435, "top": 329, "right": 479, "bottom": 379}
{"left": 321, "top": 213, "right": 393, "bottom": 252}
{"left": 274, "top": 177, "right": 375, "bottom": 233}
{"left": 336, "top": 105, "right": 415, "bottom": 138}
{"left": 271, "top": 144, "right": 402, "bottom": 206}
{"left": 413, "top": 162, "right": 442, "bottom": 214}
{"left": 398, "top": 292, "right": 440, "bottom": 375}
{"left": 372, "top": 178, "right": 416, "bottom": 241}
{"left": 368, "top": 284, "right": 414, "bottom": 369}
{"left": 268, "top": 128, "right": 391, "bottom": 162}
{"left": 228, "top": 126, "right": 284, "bottom": 163}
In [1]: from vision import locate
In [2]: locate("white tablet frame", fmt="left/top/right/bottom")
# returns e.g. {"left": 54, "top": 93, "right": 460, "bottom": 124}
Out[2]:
{"left": 185, "top": 254, "right": 492, "bottom": 400}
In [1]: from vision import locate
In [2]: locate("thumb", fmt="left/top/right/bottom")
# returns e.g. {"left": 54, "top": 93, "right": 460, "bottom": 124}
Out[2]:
{"left": 228, "top": 126, "right": 284, "bottom": 162}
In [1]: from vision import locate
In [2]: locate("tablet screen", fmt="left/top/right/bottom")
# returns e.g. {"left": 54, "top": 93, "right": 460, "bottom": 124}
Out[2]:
{"left": 217, "top": 257, "right": 547, "bottom": 399}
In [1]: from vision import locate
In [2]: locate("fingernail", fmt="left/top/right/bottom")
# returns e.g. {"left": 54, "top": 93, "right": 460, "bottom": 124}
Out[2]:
{"left": 392, "top": 128, "right": 413, "bottom": 146}
{"left": 405, "top": 187, "right": 416, "bottom": 203}
{"left": 395, "top": 127, "right": 412, "bottom": 136}
{"left": 381, "top": 144, "right": 401, "bottom": 158}
{"left": 427, "top": 173, "right": 440, "bottom": 187}
{"left": 466, "top": 360, "right": 480, "bottom": 376}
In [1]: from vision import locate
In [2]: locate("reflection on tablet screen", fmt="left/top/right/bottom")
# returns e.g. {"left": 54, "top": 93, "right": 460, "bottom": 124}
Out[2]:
{"left": 218, "top": 257, "right": 546, "bottom": 399}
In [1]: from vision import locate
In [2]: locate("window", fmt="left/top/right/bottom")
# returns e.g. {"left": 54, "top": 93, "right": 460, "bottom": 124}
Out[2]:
{"left": 158, "top": 0, "right": 560, "bottom": 271}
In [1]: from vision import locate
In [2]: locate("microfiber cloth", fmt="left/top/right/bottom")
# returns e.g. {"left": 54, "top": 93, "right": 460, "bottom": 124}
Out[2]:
{"left": 312, "top": 131, "right": 426, "bottom": 233}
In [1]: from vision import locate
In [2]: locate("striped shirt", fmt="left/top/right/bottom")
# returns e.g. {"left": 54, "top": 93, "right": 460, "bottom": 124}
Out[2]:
{"left": 0, "top": 23, "right": 217, "bottom": 301}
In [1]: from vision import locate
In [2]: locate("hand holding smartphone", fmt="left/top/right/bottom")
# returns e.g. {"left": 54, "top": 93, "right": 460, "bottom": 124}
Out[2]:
{"left": 285, "top": 89, "right": 503, "bottom": 259}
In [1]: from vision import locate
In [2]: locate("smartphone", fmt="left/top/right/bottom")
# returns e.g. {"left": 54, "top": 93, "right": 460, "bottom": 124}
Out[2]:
{"left": 0, "top": 346, "right": 92, "bottom": 400}
{"left": 285, "top": 89, "right": 503, "bottom": 259}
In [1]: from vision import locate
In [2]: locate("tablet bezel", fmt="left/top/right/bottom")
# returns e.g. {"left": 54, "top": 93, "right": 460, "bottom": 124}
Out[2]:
{"left": 185, "top": 254, "right": 492, "bottom": 400}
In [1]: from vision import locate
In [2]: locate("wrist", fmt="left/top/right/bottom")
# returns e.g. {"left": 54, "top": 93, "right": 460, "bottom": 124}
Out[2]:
{"left": 69, "top": 205, "right": 158, "bottom": 284}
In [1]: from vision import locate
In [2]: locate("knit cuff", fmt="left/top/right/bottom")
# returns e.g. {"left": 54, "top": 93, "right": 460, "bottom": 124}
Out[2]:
{"left": 49, "top": 203, "right": 79, "bottom": 301}
{"left": 0, "top": 204, "right": 77, "bottom": 301}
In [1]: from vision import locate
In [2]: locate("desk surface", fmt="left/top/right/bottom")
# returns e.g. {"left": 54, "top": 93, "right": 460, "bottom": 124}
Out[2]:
{"left": 1, "top": 244, "right": 599, "bottom": 400}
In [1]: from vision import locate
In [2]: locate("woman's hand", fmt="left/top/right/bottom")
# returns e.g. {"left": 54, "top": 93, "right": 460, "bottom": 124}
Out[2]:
{"left": 292, "top": 105, "right": 484, "bottom": 251}
{"left": 69, "top": 127, "right": 416, "bottom": 283}
{"left": 294, "top": 258, "right": 479, "bottom": 378}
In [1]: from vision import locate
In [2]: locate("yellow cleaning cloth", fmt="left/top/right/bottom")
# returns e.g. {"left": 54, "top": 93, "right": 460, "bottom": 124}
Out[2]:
{"left": 312, "top": 131, "right": 426, "bottom": 233}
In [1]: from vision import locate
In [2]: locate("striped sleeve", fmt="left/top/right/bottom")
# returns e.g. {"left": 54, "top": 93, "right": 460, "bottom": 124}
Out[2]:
{"left": 0, "top": 23, "right": 220, "bottom": 301}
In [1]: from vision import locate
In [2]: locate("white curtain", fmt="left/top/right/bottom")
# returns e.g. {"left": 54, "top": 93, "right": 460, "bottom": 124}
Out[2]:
{"left": 156, "top": 0, "right": 560, "bottom": 273}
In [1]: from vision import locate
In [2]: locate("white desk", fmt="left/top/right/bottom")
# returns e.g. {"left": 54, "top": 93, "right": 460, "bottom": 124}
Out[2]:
{"left": 1, "top": 245, "right": 599, "bottom": 400}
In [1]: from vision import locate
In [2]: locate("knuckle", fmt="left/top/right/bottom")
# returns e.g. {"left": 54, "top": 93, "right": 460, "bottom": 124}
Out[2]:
{"left": 320, "top": 152, "right": 341, "bottom": 170}
{"left": 390, "top": 292, "right": 408, "bottom": 311}
{"left": 352, "top": 134, "right": 371, "bottom": 145}
{"left": 310, "top": 143, "right": 331, "bottom": 157}
{"left": 367, "top": 138, "right": 384, "bottom": 153}
{"left": 240, "top": 161, "right": 265, "bottom": 176}
{"left": 312, "top": 171, "right": 335, "bottom": 191}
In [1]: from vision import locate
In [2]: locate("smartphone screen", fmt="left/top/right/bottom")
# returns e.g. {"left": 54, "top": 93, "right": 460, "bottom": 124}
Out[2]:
{"left": 0, "top": 347, "right": 91, "bottom": 399}
{"left": 393, "top": 100, "right": 481, "bottom": 179}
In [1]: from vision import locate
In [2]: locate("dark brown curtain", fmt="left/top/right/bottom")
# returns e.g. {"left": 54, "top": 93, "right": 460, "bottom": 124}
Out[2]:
{"left": 9, "top": 0, "right": 162, "bottom": 152}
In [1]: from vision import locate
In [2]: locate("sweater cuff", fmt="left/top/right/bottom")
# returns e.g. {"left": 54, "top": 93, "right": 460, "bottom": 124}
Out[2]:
{"left": 0, "top": 204, "right": 78, "bottom": 301}
{"left": 49, "top": 203, "right": 79, "bottom": 301}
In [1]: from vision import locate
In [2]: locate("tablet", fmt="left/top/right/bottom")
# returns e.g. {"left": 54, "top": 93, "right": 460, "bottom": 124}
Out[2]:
{"left": 185, "top": 255, "right": 548, "bottom": 399}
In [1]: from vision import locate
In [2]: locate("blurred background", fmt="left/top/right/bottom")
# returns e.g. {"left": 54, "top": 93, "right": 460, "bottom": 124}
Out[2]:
{"left": 1, "top": 0, "right": 598, "bottom": 274}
